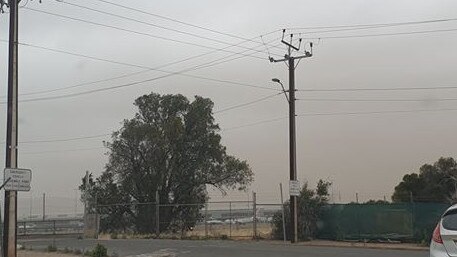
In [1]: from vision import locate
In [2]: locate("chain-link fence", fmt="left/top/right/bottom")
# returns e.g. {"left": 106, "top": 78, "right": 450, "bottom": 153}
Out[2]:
{"left": 16, "top": 195, "right": 448, "bottom": 243}
{"left": 93, "top": 197, "right": 285, "bottom": 240}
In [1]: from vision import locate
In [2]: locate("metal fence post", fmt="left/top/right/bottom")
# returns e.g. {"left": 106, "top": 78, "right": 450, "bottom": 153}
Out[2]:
{"left": 280, "top": 183, "right": 286, "bottom": 243}
{"left": 156, "top": 190, "right": 160, "bottom": 237}
{"left": 229, "top": 201, "right": 232, "bottom": 239}
{"left": 204, "top": 203, "right": 208, "bottom": 238}
{"left": 53, "top": 220, "right": 56, "bottom": 248}
{"left": 253, "top": 192, "right": 257, "bottom": 240}
{"left": 410, "top": 193, "right": 415, "bottom": 240}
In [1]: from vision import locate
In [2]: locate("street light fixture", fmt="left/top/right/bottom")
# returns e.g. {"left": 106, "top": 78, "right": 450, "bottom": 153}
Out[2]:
{"left": 271, "top": 78, "right": 289, "bottom": 102}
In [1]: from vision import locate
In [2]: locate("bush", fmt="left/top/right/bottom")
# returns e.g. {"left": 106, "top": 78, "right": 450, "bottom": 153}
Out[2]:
{"left": 47, "top": 245, "right": 57, "bottom": 252}
{"left": 110, "top": 232, "right": 118, "bottom": 239}
{"left": 271, "top": 180, "right": 331, "bottom": 241}
{"left": 91, "top": 244, "right": 108, "bottom": 257}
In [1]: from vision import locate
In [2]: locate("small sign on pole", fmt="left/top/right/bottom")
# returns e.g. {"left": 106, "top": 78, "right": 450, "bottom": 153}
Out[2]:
{"left": 289, "top": 180, "right": 300, "bottom": 196}
{"left": 4, "top": 168, "right": 32, "bottom": 192}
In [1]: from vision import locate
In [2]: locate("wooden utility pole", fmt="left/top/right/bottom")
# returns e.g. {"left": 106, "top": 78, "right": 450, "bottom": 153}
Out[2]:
{"left": 270, "top": 30, "right": 313, "bottom": 243}
{"left": 3, "top": 0, "right": 19, "bottom": 256}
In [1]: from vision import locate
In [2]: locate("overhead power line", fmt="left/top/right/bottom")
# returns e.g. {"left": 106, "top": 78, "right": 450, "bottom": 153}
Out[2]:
{"left": 298, "top": 107, "right": 457, "bottom": 117}
{"left": 20, "top": 133, "right": 110, "bottom": 144}
{"left": 6, "top": 107, "right": 457, "bottom": 148}
{"left": 300, "top": 27, "right": 457, "bottom": 40}
{"left": 91, "top": 0, "right": 283, "bottom": 51}
{"left": 288, "top": 17, "right": 457, "bottom": 31}
{"left": 222, "top": 116, "right": 288, "bottom": 132}
{"left": 298, "top": 85, "right": 457, "bottom": 92}
{"left": 213, "top": 92, "right": 282, "bottom": 114}
{"left": 297, "top": 97, "right": 457, "bottom": 102}
{"left": 223, "top": 107, "right": 457, "bottom": 131}
{"left": 0, "top": 133, "right": 110, "bottom": 145}
{"left": 57, "top": 0, "right": 283, "bottom": 57}
{"left": 0, "top": 38, "right": 280, "bottom": 103}
{"left": 23, "top": 7, "right": 270, "bottom": 61}
{"left": 0, "top": 34, "right": 280, "bottom": 98}
{"left": 20, "top": 146, "right": 107, "bottom": 155}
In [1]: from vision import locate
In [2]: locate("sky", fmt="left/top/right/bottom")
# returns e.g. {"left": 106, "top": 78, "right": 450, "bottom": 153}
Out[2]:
{"left": 1, "top": 0, "right": 457, "bottom": 216}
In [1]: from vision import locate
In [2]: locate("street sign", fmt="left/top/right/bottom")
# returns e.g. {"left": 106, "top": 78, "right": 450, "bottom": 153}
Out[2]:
{"left": 4, "top": 168, "right": 32, "bottom": 191}
{"left": 289, "top": 180, "right": 300, "bottom": 196}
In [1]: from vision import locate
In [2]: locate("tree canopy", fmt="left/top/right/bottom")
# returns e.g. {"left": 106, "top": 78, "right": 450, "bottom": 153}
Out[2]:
{"left": 392, "top": 157, "right": 457, "bottom": 204}
{"left": 81, "top": 93, "right": 253, "bottom": 234}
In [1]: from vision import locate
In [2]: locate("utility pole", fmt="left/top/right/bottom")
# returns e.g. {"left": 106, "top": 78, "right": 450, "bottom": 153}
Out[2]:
{"left": 270, "top": 30, "right": 313, "bottom": 243}
{"left": 3, "top": 0, "right": 19, "bottom": 256}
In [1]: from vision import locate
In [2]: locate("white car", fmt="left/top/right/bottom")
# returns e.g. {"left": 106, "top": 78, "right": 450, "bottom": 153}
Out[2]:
{"left": 431, "top": 205, "right": 457, "bottom": 257}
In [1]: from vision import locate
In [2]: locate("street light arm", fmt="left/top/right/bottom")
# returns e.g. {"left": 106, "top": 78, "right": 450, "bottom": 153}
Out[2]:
{"left": 272, "top": 79, "right": 290, "bottom": 103}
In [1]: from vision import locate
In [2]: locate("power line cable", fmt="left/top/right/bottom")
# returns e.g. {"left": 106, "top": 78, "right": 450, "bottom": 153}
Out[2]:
{"left": 20, "top": 133, "right": 110, "bottom": 144}
{"left": 23, "top": 7, "right": 270, "bottom": 61}
{"left": 222, "top": 116, "right": 288, "bottom": 132}
{"left": 0, "top": 35, "right": 280, "bottom": 98}
{"left": 223, "top": 107, "right": 457, "bottom": 131}
{"left": 91, "top": 0, "right": 283, "bottom": 51}
{"left": 6, "top": 107, "right": 457, "bottom": 146}
{"left": 1, "top": 95, "right": 281, "bottom": 146}
{"left": 297, "top": 97, "right": 457, "bottom": 102}
{"left": 0, "top": 38, "right": 280, "bottom": 103}
{"left": 21, "top": 146, "right": 107, "bottom": 155}
{"left": 0, "top": 133, "right": 110, "bottom": 144}
{"left": 287, "top": 18, "right": 457, "bottom": 31}
{"left": 57, "top": 0, "right": 284, "bottom": 57}
{"left": 213, "top": 92, "right": 282, "bottom": 114}
{"left": 298, "top": 85, "right": 457, "bottom": 92}
{"left": 300, "top": 27, "right": 457, "bottom": 40}
{"left": 290, "top": 23, "right": 446, "bottom": 35}
{"left": 298, "top": 107, "right": 457, "bottom": 117}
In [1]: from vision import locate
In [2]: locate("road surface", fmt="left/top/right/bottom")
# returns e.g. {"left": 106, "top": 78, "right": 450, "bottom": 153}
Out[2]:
{"left": 20, "top": 238, "right": 428, "bottom": 257}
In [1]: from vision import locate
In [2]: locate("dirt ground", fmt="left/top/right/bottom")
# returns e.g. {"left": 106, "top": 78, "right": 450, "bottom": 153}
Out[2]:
{"left": 19, "top": 251, "right": 74, "bottom": 257}
{"left": 187, "top": 223, "right": 272, "bottom": 238}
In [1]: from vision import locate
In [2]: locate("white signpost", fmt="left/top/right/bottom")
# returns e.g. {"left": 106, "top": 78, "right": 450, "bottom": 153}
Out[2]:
{"left": 4, "top": 168, "right": 32, "bottom": 192}
{"left": 289, "top": 180, "right": 300, "bottom": 196}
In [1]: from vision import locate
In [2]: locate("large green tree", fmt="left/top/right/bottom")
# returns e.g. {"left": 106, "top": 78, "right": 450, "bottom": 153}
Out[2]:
{"left": 82, "top": 93, "right": 253, "bottom": 234}
{"left": 392, "top": 157, "right": 457, "bottom": 203}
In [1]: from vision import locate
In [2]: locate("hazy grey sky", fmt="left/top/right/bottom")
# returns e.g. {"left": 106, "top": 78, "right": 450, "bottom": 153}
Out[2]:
{"left": 2, "top": 0, "right": 457, "bottom": 215}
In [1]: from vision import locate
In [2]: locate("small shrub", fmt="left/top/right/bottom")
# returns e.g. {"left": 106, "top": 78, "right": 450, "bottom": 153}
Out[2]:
{"left": 74, "top": 249, "right": 83, "bottom": 255}
{"left": 47, "top": 245, "right": 57, "bottom": 252}
{"left": 91, "top": 244, "right": 108, "bottom": 257}
{"left": 110, "top": 232, "right": 118, "bottom": 239}
{"left": 63, "top": 247, "right": 71, "bottom": 253}
{"left": 220, "top": 234, "right": 229, "bottom": 240}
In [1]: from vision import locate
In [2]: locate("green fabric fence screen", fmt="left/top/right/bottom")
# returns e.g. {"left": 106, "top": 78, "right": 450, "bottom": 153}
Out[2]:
{"left": 316, "top": 203, "right": 450, "bottom": 242}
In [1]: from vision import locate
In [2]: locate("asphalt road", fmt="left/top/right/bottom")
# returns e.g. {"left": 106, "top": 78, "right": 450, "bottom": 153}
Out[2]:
{"left": 20, "top": 238, "right": 428, "bottom": 257}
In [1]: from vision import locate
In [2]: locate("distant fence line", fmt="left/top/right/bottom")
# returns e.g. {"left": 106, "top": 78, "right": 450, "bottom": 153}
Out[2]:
{"left": 11, "top": 201, "right": 449, "bottom": 242}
